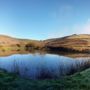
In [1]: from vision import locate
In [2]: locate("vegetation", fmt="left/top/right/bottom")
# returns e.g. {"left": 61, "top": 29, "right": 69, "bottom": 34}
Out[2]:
{"left": 0, "top": 68, "right": 90, "bottom": 90}
{"left": 35, "top": 60, "right": 90, "bottom": 79}
{"left": 0, "top": 60, "right": 90, "bottom": 90}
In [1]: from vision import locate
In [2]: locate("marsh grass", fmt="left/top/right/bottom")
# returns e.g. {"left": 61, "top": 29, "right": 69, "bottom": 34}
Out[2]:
{"left": 33, "top": 60, "right": 90, "bottom": 79}
{"left": 12, "top": 60, "right": 20, "bottom": 75}
{"left": 0, "top": 60, "right": 90, "bottom": 90}
{"left": 66, "top": 60, "right": 90, "bottom": 75}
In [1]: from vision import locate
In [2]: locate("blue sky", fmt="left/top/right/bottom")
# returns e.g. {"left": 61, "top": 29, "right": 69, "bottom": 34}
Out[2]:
{"left": 0, "top": 0, "right": 90, "bottom": 40}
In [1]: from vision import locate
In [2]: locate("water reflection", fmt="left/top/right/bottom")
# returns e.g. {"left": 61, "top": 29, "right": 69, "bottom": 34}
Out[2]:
{"left": 0, "top": 53, "right": 90, "bottom": 79}
{"left": 0, "top": 50, "right": 90, "bottom": 58}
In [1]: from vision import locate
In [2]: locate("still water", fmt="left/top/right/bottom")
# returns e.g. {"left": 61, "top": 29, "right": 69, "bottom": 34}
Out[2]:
{"left": 0, "top": 53, "right": 90, "bottom": 79}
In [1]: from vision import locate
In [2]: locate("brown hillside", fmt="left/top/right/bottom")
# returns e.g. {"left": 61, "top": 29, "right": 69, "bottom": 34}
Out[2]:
{"left": 0, "top": 35, "right": 21, "bottom": 46}
{"left": 45, "top": 34, "right": 90, "bottom": 52}
{"left": 0, "top": 34, "right": 90, "bottom": 53}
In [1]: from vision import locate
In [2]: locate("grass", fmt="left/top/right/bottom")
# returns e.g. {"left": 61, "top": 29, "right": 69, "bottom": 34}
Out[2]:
{"left": 36, "top": 60, "right": 90, "bottom": 79}
{"left": 0, "top": 68, "right": 90, "bottom": 90}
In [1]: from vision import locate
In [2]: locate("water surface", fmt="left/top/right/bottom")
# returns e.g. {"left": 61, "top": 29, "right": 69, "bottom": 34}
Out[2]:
{"left": 0, "top": 52, "right": 90, "bottom": 79}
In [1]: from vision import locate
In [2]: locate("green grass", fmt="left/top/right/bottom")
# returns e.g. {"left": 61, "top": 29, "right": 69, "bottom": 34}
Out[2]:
{"left": 0, "top": 69, "right": 90, "bottom": 90}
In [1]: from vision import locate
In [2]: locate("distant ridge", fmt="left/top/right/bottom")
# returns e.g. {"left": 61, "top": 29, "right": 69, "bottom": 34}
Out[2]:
{"left": 0, "top": 34, "right": 90, "bottom": 53}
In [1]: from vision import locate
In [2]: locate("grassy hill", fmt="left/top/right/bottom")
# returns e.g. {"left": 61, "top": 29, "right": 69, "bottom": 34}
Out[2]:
{"left": 0, "top": 35, "right": 42, "bottom": 51}
{"left": 44, "top": 34, "right": 90, "bottom": 53}
{"left": 0, "top": 34, "right": 90, "bottom": 53}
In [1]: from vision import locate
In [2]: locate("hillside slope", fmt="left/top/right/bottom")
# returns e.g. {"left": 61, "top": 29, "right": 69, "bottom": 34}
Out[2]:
{"left": 0, "top": 35, "right": 21, "bottom": 46}
{"left": 0, "top": 35, "right": 41, "bottom": 51}
{"left": 0, "top": 34, "right": 90, "bottom": 53}
{"left": 44, "top": 34, "right": 90, "bottom": 53}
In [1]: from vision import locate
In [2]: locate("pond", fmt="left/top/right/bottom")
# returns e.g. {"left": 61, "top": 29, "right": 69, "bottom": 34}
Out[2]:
{"left": 0, "top": 52, "right": 90, "bottom": 79}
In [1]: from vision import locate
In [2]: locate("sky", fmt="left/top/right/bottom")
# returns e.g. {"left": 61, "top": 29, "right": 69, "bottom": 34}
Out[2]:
{"left": 0, "top": 0, "right": 90, "bottom": 40}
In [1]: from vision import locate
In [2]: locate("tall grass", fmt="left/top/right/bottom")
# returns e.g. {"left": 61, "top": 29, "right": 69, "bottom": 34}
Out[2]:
{"left": 37, "top": 60, "right": 90, "bottom": 79}
{"left": 59, "top": 60, "right": 90, "bottom": 76}
{"left": 10, "top": 59, "right": 90, "bottom": 80}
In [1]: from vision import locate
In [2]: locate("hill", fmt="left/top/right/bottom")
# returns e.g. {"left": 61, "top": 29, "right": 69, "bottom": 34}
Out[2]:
{"left": 44, "top": 34, "right": 90, "bottom": 53}
{"left": 0, "top": 34, "right": 90, "bottom": 53}
{"left": 0, "top": 35, "right": 41, "bottom": 51}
